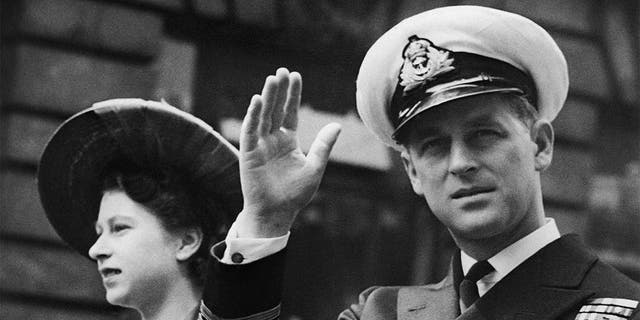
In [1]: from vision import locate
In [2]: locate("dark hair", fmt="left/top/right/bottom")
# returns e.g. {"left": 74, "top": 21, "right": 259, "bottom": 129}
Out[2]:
{"left": 101, "top": 160, "right": 223, "bottom": 285}
{"left": 498, "top": 93, "right": 539, "bottom": 129}
{"left": 396, "top": 92, "right": 539, "bottom": 145}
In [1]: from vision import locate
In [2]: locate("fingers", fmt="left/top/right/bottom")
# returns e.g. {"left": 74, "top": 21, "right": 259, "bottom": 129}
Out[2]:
{"left": 282, "top": 72, "right": 301, "bottom": 131}
{"left": 258, "top": 75, "right": 278, "bottom": 136}
{"left": 240, "top": 95, "right": 263, "bottom": 152}
{"left": 258, "top": 68, "right": 291, "bottom": 136}
{"left": 249, "top": 67, "right": 301, "bottom": 146}
{"left": 307, "top": 122, "right": 342, "bottom": 172}
{"left": 270, "top": 68, "right": 290, "bottom": 133}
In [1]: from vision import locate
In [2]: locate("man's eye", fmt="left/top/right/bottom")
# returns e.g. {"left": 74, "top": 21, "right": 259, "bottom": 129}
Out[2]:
{"left": 474, "top": 129, "right": 500, "bottom": 138}
{"left": 421, "top": 139, "right": 446, "bottom": 152}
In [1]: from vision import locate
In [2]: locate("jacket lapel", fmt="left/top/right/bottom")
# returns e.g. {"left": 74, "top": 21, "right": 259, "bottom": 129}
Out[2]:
{"left": 399, "top": 273, "right": 459, "bottom": 320}
{"left": 474, "top": 235, "right": 596, "bottom": 320}
{"left": 456, "top": 304, "right": 488, "bottom": 320}
{"left": 399, "top": 235, "right": 597, "bottom": 320}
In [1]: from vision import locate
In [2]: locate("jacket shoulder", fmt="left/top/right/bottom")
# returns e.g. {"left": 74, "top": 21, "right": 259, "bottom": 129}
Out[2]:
{"left": 581, "top": 258, "right": 640, "bottom": 295}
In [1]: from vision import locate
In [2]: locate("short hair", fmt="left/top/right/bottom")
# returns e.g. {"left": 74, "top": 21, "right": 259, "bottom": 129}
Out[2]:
{"left": 499, "top": 93, "right": 539, "bottom": 129}
{"left": 395, "top": 92, "right": 539, "bottom": 146}
{"left": 101, "top": 160, "right": 222, "bottom": 285}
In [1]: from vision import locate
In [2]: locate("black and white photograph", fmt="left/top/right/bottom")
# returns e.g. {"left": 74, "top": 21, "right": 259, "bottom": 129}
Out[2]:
{"left": 1, "top": 1, "right": 639, "bottom": 319}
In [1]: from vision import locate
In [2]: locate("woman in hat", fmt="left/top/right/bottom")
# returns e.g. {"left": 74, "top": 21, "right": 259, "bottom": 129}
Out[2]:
{"left": 38, "top": 98, "right": 242, "bottom": 320}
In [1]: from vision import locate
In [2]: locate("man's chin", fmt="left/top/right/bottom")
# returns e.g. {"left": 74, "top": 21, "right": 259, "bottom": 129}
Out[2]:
{"left": 449, "top": 212, "right": 507, "bottom": 240}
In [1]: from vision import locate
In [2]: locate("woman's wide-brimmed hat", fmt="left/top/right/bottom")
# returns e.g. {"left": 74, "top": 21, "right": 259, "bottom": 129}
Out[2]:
{"left": 38, "top": 98, "right": 242, "bottom": 257}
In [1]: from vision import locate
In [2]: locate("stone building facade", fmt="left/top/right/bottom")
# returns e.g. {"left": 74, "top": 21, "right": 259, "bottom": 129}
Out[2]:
{"left": 1, "top": 1, "right": 638, "bottom": 319}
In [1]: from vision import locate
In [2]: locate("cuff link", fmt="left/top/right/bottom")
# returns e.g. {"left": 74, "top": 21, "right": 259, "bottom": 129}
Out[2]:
{"left": 231, "top": 252, "right": 245, "bottom": 264}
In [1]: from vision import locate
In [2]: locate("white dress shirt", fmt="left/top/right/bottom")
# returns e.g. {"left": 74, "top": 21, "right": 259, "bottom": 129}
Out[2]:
{"left": 460, "top": 218, "right": 561, "bottom": 298}
{"left": 220, "top": 214, "right": 561, "bottom": 295}
{"left": 218, "top": 217, "right": 290, "bottom": 264}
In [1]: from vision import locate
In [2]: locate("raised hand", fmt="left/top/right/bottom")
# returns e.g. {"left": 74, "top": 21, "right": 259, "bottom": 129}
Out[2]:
{"left": 235, "top": 68, "right": 341, "bottom": 238}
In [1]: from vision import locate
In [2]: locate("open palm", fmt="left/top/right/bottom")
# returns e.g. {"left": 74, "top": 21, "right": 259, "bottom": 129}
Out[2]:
{"left": 237, "top": 68, "right": 341, "bottom": 238}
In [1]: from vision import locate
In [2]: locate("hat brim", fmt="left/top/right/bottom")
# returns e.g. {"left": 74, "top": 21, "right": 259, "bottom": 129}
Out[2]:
{"left": 38, "top": 99, "right": 242, "bottom": 258}
{"left": 356, "top": 6, "right": 568, "bottom": 150}
{"left": 392, "top": 84, "right": 523, "bottom": 138}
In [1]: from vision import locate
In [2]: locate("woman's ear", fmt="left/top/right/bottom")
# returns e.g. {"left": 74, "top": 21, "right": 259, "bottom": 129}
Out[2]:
{"left": 401, "top": 149, "right": 423, "bottom": 195}
{"left": 531, "top": 120, "right": 554, "bottom": 172}
{"left": 175, "top": 228, "right": 203, "bottom": 261}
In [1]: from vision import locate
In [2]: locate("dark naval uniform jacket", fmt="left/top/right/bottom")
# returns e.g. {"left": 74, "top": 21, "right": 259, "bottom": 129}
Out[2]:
{"left": 203, "top": 235, "right": 640, "bottom": 320}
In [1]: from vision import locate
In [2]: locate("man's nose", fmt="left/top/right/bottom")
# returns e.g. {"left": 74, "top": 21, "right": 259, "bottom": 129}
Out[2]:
{"left": 88, "top": 234, "right": 111, "bottom": 261}
{"left": 448, "top": 141, "right": 478, "bottom": 176}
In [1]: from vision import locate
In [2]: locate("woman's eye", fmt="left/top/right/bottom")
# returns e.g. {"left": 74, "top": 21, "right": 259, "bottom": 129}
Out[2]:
{"left": 112, "top": 224, "right": 130, "bottom": 233}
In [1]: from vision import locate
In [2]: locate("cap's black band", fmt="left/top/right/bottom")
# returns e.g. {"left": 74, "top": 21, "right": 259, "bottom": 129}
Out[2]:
{"left": 388, "top": 50, "right": 537, "bottom": 131}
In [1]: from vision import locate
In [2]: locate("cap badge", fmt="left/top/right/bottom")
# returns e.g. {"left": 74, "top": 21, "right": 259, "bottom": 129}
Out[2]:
{"left": 399, "top": 36, "right": 455, "bottom": 94}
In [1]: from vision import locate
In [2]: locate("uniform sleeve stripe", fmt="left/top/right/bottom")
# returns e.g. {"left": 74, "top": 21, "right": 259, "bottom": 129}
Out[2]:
{"left": 586, "top": 298, "right": 638, "bottom": 309}
{"left": 579, "top": 305, "right": 633, "bottom": 317}
{"left": 575, "top": 313, "right": 628, "bottom": 320}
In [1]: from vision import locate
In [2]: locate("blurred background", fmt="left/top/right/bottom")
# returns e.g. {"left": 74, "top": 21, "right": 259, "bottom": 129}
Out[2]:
{"left": 1, "top": 0, "right": 638, "bottom": 319}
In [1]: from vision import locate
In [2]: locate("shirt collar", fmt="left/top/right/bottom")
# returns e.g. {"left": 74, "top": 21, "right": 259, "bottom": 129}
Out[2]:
{"left": 460, "top": 218, "right": 560, "bottom": 280}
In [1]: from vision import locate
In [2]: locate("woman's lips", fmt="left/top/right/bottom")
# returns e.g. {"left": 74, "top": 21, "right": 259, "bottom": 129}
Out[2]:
{"left": 99, "top": 267, "right": 121, "bottom": 278}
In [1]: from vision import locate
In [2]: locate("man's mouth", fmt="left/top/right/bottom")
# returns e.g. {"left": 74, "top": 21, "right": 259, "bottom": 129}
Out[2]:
{"left": 451, "top": 187, "right": 495, "bottom": 199}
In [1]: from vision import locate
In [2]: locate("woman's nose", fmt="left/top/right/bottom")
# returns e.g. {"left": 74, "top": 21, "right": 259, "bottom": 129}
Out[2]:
{"left": 88, "top": 234, "right": 111, "bottom": 261}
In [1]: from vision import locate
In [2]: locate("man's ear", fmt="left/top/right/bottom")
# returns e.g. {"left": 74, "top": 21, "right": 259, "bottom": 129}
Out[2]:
{"left": 175, "top": 228, "right": 203, "bottom": 261}
{"left": 531, "top": 120, "right": 554, "bottom": 172}
{"left": 401, "top": 149, "right": 423, "bottom": 195}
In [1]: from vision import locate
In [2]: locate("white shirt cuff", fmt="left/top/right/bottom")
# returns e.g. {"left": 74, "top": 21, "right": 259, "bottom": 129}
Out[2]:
{"left": 218, "top": 220, "right": 290, "bottom": 265}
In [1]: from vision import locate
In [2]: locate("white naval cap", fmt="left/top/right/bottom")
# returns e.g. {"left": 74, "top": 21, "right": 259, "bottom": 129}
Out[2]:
{"left": 356, "top": 5, "right": 569, "bottom": 150}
